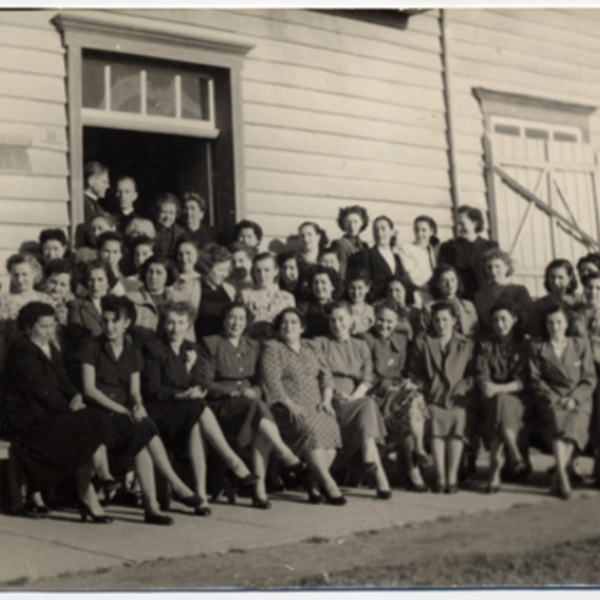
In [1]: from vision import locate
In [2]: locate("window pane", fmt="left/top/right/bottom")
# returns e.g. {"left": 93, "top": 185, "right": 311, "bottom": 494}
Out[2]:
{"left": 82, "top": 57, "right": 106, "bottom": 109}
{"left": 494, "top": 124, "right": 520, "bottom": 137}
{"left": 147, "top": 69, "right": 176, "bottom": 117}
{"left": 525, "top": 128, "right": 549, "bottom": 141}
{"left": 181, "top": 74, "right": 210, "bottom": 121}
{"left": 111, "top": 64, "right": 141, "bottom": 113}
{"left": 554, "top": 131, "right": 578, "bottom": 143}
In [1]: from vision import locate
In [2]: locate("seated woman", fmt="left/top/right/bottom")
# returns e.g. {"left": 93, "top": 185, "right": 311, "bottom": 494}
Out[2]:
{"left": 298, "top": 221, "right": 329, "bottom": 267}
{"left": 238, "top": 252, "right": 295, "bottom": 341}
{"left": 361, "top": 299, "right": 430, "bottom": 493}
{"left": 385, "top": 276, "right": 422, "bottom": 340}
{"left": 227, "top": 242, "right": 257, "bottom": 295}
{"left": 528, "top": 259, "right": 581, "bottom": 338}
{"left": 316, "top": 301, "right": 391, "bottom": 499}
{"left": 397, "top": 215, "right": 440, "bottom": 306}
{"left": 474, "top": 248, "right": 532, "bottom": 337}
{"left": 195, "top": 244, "right": 236, "bottom": 339}
{"left": 298, "top": 266, "right": 342, "bottom": 339}
{"left": 529, "top": 303, "right": 596, "bottom": 499}
{"left": 233, "top": 220, "right": 263, "bottom": 250}
{"left": 346, "top": 270, "right": 375, "bottom": 335}
{"left": 181, "top": 191, "right": 217, "bottom": 251}
{"left": 170, "top": 236, "right": 202, "bottom": 324}
{"left": 39, "top": 228, "right": 71, "bottom": 266}
{"left": 198, "top": 302, "right": 305, "bottom": 509}
{"left": 80, "top": 295, "right": 203, "bottom": 525}
{"left": 0, "top": 302, "right": 111, "bottom": 521}
{"left": 0, "top": 253, "right": 54, "bottom": 367}
{"left": 409, "top": 300, "right": 475, "bottom": 494}
{"left": 153, "top": 193, "right": 186, "bottom": 259}
{"left": 124, "top": 235, "right": 155, "bottom": 289}
{"left": 422, "top": 264, "right": 479, "bottom": 339}
{"left": 331, "top": 205, "right": 370, "bottom": 281}
{"left": 318, "top": 247, "right": 342, "bottom": 275}
{"left": 43, "top": 259, "right": 76, "bottom": 337}
{"left": 142, "top": 301, "right": 259, "bottom": 515}
{"left": 260, "top": 308, "right": 345, "bottom": 505}
{"left": 74, "top": 213, "right": 118, "bottom": 265}
{"left": 475, "top": 301, "right": 530, "bottom": 493}
{"left": 97, "top": 231, "right": 128, "bottom": 294}
{"left": 277, "top": 251, "right": 303, "bottom": 302}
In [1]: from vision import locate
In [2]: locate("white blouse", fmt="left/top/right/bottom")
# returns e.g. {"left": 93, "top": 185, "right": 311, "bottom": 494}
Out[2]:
{"left": 397, "top": 242, "right": 438, "bottom": 288}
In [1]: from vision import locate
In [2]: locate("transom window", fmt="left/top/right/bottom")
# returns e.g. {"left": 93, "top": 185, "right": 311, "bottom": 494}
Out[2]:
{"left": 491, "top": 116, "right": 581, "bottom": 144}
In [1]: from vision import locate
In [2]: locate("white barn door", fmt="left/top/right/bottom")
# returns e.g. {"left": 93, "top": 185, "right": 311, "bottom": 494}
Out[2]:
{"left": 485, "top": 118, "right": 600, "bottom": 297}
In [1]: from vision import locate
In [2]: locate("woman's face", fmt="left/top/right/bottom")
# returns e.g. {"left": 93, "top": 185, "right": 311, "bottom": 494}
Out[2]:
{"left": 237, "top": 227, "right": 259, "bottom": 248}
{"left": 387, "top": 280, "right": 406, "bottom": 306}
{"left": 329, "top": 307, "right": 353, "bottom": 339}
{"left": 134, "top": 244, "right": 154, "bottom": 270}
{"left": 312, "top": 273, "right": 334, "bottom": 303}
{"left": 319, "top": 253, "right": 340, "bottom": 273}
{"left": 455, "top": 213, "right": 477, "bottom": 239}
{"left": 579, "top": 261, "right": 600, "bottom": 281}
{"left": 347, "top": 279, "right": 369, "bottom": 304}
{"left": 158, "top": 203, "right": 177, "bottom": 229}
{"left": 177, "top": 242, "right": 198, "bottom": 274}
{"left": 231, "top": 251, "right": 252, "bottom": 281}
{"left": 253, "top": 257, "right": 277, "bottom": 289}
{"left": 414, "top": 220, "right": 433, "bottom": 245}
{"left": 145, "top": 263, "right": 168, "bottom": 294}
{"left": 279, "top": 312, "right": 303, "bottom": 345}
{"left": 373, "top": 219, "right": 392, "bottom": 247}
{"left": 492, "top": 309, "right": 517, "bottom": 338}
{"left": 87, "top": 268, "right": 109, "bottom": 299}
{"left": 99, "top": 240, "right": 122, "bottom": 270}
{"left": 29, "top": 315, "right": 56, "bottom": 345}
{"left": 42, "top": 240, "right": 66, "bottom": 262}
{"left": 432, "top": 309, "right": 456, "bottom": 338}
{"left": 223, "top": 307, "right": 247, "bottom": 338}
{"left": 375, "top": 308, "right": 398, "bottom": 339}
{"left": 164, "top": 311, "right": 191, "bottom": 343}
{"left": 11, "top": 263, "right": 34, "bottom": 294}
{"left": 585, "top": 278, "right": 600, "bottom": 307}
{"left": 280, "top": 259, "right": 299, "bottom": 286}
{"left": 91, "top": 217, "right": 114, "bottom": 244}
{"left": 548, "top": 267, "right": 570, "bottom": 295}
{"left": 299, "top": 225, "right": 320, "bottom": 254}
{"left": 183, "top": 200, "right": 204, "bottom": 231}
{"left": 45, "top": 272, "right": 71, "bottom": 301}
{"left": 546, "top": 310, "right": 568, "bottom": 339}
{"left": 207, "top": 260, "right": 231, "bottom": 287}
{"left": 343, "top": 213, "right": 363, "bottom": 237}
{"left": 102, "top": 311, "right": 130, "bottom": 342}
{"left": 486, "top": 258, "right": 509, "bottom": 285}
{"left": 439, "top": 270, "right": 459, "bottom": 299}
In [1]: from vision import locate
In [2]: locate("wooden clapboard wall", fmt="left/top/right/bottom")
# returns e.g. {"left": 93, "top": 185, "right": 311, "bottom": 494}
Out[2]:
{"left": 0, "top": 10, "right": 70, "bottom": 288}
{"left": 446, "top": 8, "right": 600, "bottom": 220}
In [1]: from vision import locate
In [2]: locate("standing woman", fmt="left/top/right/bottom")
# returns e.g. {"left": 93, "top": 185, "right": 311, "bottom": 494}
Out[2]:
{"left": 474, "top": 249, "right": 532, "bottom": 337}
{"left": 528, "top": 259, "right": 580, "bottom": 338}
{"left": 260, "top": 308, "right": 345, "bottom": 505}
{"left": 195, "top": 244, "right": 236, "bottom": 339}
{"left": 80, "top": 295, "right": 202, "bottom": 525}
{"left": 0, "top": 302, "right": 111, "bottom": 521}
{"left": 198, "top": 302, "right": 305, "bottom": 508}
{"left": 475, "top": 301, "right": 530, "bottom": 492}
{"left": 142, "top": 301, "right": 259, "bottom": 515}
{"left": 181, "top": 191, "right": 217, "bottom": 252}
{"left": 331, "top": 205, "right": 370, "bottom": 281}
{"left": 316, "top": 301, "right": 391, "bottom": 499}
{"left": 409, "top": 301, "right": 475, "bottom": 494}
{"left": 153, "top": 193, "right": 186, "bottom": 259}
{"left": 171, "top": 236, "right": 203, "bottom": 322}
{"left": 438, "top": 205, "right": 498, "bottom": 301}
{"left": 298, "top": 222, "right": 329, "bottom": 267}
{"left": 529, "top": 303, "right": 596, "bottom": 499}
{"left": 422, "top": 265, "right": 479, "bottom": 339}
{"left": 298, "top": 266, "right": 342, "bottom": 339}
{"left": 364, "top": 216, "right": 414, "bottom": 303}
{"left": 397, "top": 216, "right": 440, "bottom": 306}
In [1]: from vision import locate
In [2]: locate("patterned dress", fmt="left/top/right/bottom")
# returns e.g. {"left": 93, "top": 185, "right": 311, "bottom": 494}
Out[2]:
{"left": 238, "top": 285, "right": 295, "bottom": 341}
{"left": 260, "top": 339, "right": 342, "bottom": 455}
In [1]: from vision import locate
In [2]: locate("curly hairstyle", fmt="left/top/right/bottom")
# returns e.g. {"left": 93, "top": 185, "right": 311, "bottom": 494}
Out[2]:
{"left": 489, "top": 299, "right": 525, "bottom": 341}
{"left": 124, "top": 217, "right": 156, "bottom": 240}
{"left": 482, "top": 247, "right": 514, "bottom": 278}
{"left": 128, "top": 234, "right": 156, "bottom": 254}
{"left": 97, "top": 231, "right": 124, "bottom": 253}
{"left": 139, "top": 255, "right": 178, "bottom": 289}
{"left": 456, "top": 205, "right": 485, "bottom": 234}
{"left": 100, "top": 295, "right": 137, "bottom": 328}
{"left": 91, "top": 213, "right": 118, "bottom": 231}
{"left": 220, "top": 301, "right": 251, "bottom": 327}
{"left": 430, "top": 264, "right": 464, "bottom": 300}
{"left": 537, "top": 301, "right": 578, "bottom": 341}
{"left": 153, "top": 192, "right": 182, "bottom": 221}
{"left": 233, "top": 220, "right": 263, "bottom": 244}
{"left": 174, "top": 234, "right": 200, "bottom": 257}
{"left": 43, "top": 258, "right": 73, "bottom": 282}
{"left": 372, "top": 215, "right": 397, "bottom": 248}
{"left": 39, "top": 228, "right": 68, "bottom": 248}
{"left": 274, "top": 306, "right": 307, "bottom": 332}
{"left": 228, "top": 241, "right": 258, "bottom": 262}
{"left": 182, "top": 191, "right": 207, "bottom": 214}
{"left": 81, "top": 258, "right": 118, "bottom": 290}
{"left": 385, "top": 275, "right": 416, "bottom": 307}
{"left": 17, "top": 301, "right": 56, "bottom": 333}
{"left": 337, "top": 205, "right": 369, "bottom": 233}
{"left": 6, "top": 253, "right": 43, "bottom": 286}
{"left": 328, "top": 299, "right": 353, "bottom": 318}
{"left": 197, "top": 244, "right": 231, "bottom": 275}
{"left": 577, "top": 253, "right": 600, "bottom": 277}
{"left": 159, "top": 300, "right": 196, "bottom": 328}
{"left": 299, "top": 221, "right": 329, "bottom": 252}
{"left": 544, "top": 258, "right": 578, "bottom": 296}
{"left": 428, "top": 300, "right": 460, "bottom": 335}
{"left": 276, "top": 251, "right": 300, "bottom": 269}
{"left": 307, "top": 265, "right": 343, "bottom": 302}
{"left": 414, "top": 215, "right": 440, "bottom": 247}
{"left": 373, "top": 297, "right": 407, "bottom": 320}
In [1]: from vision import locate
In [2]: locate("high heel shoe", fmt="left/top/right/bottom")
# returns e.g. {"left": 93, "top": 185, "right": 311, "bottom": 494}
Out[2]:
{"left": 364, "top": 462, "right": 391, "bottom": 499}
{"left": 412, "top": 451, "right": 430, "bottom": 469}
{"left": 172, "top": 492, "right": 202, "bottom": 508}
{"left": 77, "top": 501, "right": 113, "bottom": 524}
{"left": 96, "top": 478, "right": 121, "bottom": 503}
{"left": 195, "top": 503, "right": 212, "bottom": 517}
{"left": 252, "top": 496, "right": 272, "bottom": 510}
{"left": 376, "top": 490, "right": 392, "bottom": 500}
{"left": 323, "top": 491, "right": 347, "bottom": 506}
{"left": 144, "top": 511, "right": 174, "bottom": 526}
{"left": 406, "top": 479, "right": 429, "bottom": 494}
{"left": 239, "top": 473, "right": 260, "bottom": 487}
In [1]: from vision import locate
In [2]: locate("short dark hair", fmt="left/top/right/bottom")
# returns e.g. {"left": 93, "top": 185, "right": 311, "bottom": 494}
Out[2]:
{"left": 373, "top": 298, "right": 406, "bottom": 320}
{"left": 229, "top": 241, "right": 258, "bottom": 261}
{"left": 429, "top": 299, "right": 459, "bottom": 333}
{"left": 17, "top": 301, "right": 56, "bottom": 333}
{"left": 298, "top": 221, "right": 329, "bottom": 251}
{"left": 274, "top": 307, "right": 306, "bottom": 332}
{"left": 346, "top": 269, "right": 371, "bottom": 287}
{"left": 253, "top": 252, "right": 277, "bottom": 269}
{"left": 234, "top": 220, "right": 263, "bottom": 243}
{"left": 129, "top": 234, "right": 156, "bottom": 254}
{"left": 100, "top": 295, "right": 137, "bottom": 328}
{"left": 482, "top": 248, "right": 514, "bottom": 278}
{"left": 6, "top": 253, "right": 43, "bottom": 283}
{"left": 456, "top": 205, "right": 484, "bottom": 234}
{"left": 43, "top": 258, "right": 73, "bottom": 282}
{"left": 328, "top": 299, "right": 353, "bottom": 317}
{"left": 159, "top": 300, "right": 196, "bottom": 328}
{"left": 538, "top": 301, "right": 577, "bottom": 341}
{"left": 276, "top": 251, "right": 299, "bottom": 269}
{"left": 97, "top": 231, "right": 124, "bottom": 253}
{"left": 414, "top": 215, "right": 438, "bottom": 236}
{"left": 386, "top": 275, "right": 416, "bottom": 306}
{"left": 153, "top": 192, "right": 181, "bottom": 220}
{"left": 139, "top": 255, "right": 178, "bottom": 288}
{"left": 372, "top": 216, "right": 397, "bottom": 248}
{"left": 220, "top": 301, "right": 250, "bottom": 326}
{"left": 490, "top": 299, "right": 525, "bottom": 341}
{"left": 577, "top": 253, "right": 600, "bottom": 276}
{"left": 39, "top": 228, "right": 68, "bottom": 248}
{"left": 307, "top": 265, "right": 343, "bottom": 301}
{"left": 84, "top": 161, "right": 107, "bottom": 186}
{"left": 81, "top": 259, "right": 118, "bottom": 290}
{"left": 174, "top": 234, "right": 200, "bottom": 257}
{"left": 431, "top": 264, "right": 464, "bottom": 300}
{"left": 198, "top": 244, "right": 231, "bottom": 274}
{"left": 583, "top": 271, "right": 600, "bottom": 289}
{"left": 544, "top": 259, "right": 578, "bottom": 296}
{"left": 182, "top": 191, "right": 207, "bottom": 213}
{"left": 337, "top": 205, "right": 369, "bottom": 233}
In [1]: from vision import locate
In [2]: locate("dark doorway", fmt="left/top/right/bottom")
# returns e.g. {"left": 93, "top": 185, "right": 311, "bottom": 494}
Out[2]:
{"left": 84, "top": 126, "right": 214, "bottom": 224}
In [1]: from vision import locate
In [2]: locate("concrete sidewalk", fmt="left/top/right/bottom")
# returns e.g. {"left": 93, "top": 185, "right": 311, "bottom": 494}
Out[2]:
{"left": 1, "top": 453, "right": 598, "bottom": 585}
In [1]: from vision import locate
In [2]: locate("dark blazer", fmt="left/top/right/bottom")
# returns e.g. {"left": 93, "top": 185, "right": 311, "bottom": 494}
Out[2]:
{"left": 155, "top": 223, "right": 186, "bottom": 259}
{"left": 360, "top": 246, "right": 414, "bottom": 303}
{"left": 66, "top": 298, "right": 103, "bottom": 348}
{"left": 408, "top": 332, "right": 475, "bottom": 408}
{"left": 438, "top": 236, "right": 498, "bottom": 301}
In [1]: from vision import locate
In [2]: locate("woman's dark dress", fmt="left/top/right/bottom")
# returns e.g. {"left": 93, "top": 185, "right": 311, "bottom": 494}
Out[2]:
{"left": 79, "top": 335, "right": 158, "bottom": 475}
{"left": 198, "top": 334, "right": 275, "bottom": 449}
{"left": 142, "top": 337, "right": 207, "bottom": 456}
{"left": 195, "top": 281, "right": 234, "bottom": 340}
{"left": 0, "top": 337, "right": 110, "bottom": 491}
{"left": 298, "top": 300, "right": 333, "bottom": 339}
{"left": 474, "top": 336, "right": 529, "bottom": 447}
{"left": 362, "top": 246, "right": 415, "bottom": 303}
{"left": 474, "top": 283, "right": 533, "bottom": 337}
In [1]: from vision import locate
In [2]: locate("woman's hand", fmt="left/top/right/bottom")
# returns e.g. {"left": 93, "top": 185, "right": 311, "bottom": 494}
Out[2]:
{"left": 188, "top": 386, "right": 207, "bottom": 400}
{"left": 69, "top": 394, "right": 86, "bottom": 412}
{"left": 335, "top": 391, "right": 352, "bottom": 403}
{"left": 481, "top": 382, "right": 499, "bottom": 399}
{"left": 318, "top": 399, "right": 335, "bottom": 417}
{"left": 131, "top": 404, "right": 148, "bottom": 422}
{"left": 286, "top": 401, "right": 306, "bottom": 424}
{"left": 241, "top": 388, "right": 259, "bottom": 400}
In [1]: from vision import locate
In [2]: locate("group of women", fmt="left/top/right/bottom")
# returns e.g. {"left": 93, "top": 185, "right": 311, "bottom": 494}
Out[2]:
{"left": 1, "top": 194, "right": 600, "bottom": 529}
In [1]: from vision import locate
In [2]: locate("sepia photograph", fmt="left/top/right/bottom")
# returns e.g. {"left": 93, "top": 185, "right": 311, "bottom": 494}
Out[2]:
{"left": 1, "top": 4, "right": 600, "bottom": 592}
